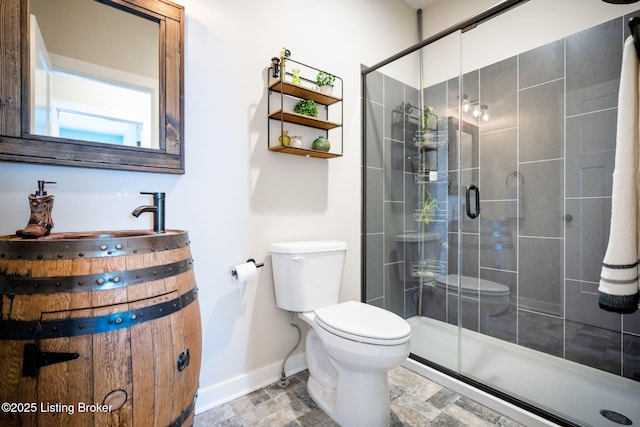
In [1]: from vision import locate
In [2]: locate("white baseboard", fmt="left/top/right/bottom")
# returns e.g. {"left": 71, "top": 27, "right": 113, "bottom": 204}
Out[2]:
{"left": 401, "top": 359, "right": 559, "bottom": 427}
{"left": 195, "top": 353, "right": 307, "bottom": 414}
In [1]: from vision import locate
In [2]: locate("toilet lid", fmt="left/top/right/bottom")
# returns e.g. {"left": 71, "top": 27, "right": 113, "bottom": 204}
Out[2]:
{"left": 437, "top": 274, "right": 510, "bottom": 296}
{"left": 314, "top": 301, "right": 411, "bottom": 346}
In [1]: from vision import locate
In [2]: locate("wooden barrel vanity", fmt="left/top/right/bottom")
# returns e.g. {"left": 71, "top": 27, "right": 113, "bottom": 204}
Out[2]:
{"left": 0, "top": 230, "right": 201, "bottom": 427}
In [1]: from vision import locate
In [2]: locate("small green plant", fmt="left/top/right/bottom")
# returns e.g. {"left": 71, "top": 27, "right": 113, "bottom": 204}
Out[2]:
{"left": 316, "top": 71, "right": 336, "bottom": 87}
{"left": 423, "top": 106, "right": 437, "bottom": 130}
{"left": 293, "top": 99, "right": 318, "bottom": 117}
{"left": 393, "top": 102, "right": 415, "bottom": 115}
{"left": 419, "top": 194, "right": 440, "bottom": 226}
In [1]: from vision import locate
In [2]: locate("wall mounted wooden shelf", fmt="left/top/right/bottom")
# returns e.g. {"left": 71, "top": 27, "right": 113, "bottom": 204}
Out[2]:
{"left": 268, "top": 79, "right": 342, "bottom": 106}
{"left": 267, "top": 58, "right": 343, "bottom": 158}
{"left": 268, "top": 145, "right": 342, "bottom": 159}
{"left": 268, "top": 110, "right": 341, "bottom": 130}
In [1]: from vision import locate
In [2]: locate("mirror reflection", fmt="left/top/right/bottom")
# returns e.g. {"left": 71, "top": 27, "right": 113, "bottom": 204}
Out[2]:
{"left": 29, "top": 0, "right": 159, "bottom": 148}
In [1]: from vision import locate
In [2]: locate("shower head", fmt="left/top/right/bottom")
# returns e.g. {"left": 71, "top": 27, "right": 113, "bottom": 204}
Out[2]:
{"left": 602, "top": 0, "right": 640, "bottom": 3}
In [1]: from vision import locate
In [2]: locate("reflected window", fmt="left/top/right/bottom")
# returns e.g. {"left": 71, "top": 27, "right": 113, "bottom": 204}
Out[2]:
{"left": 29, "top": 0, "right": 159, "bottom": 148}
{"left": 58, "top": 110, "right": 143, "bottom": 146}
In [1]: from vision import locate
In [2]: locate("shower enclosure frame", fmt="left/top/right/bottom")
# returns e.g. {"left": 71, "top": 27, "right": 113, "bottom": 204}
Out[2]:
{"left": 359, "top": 0, "right": 607, "bottom": 425}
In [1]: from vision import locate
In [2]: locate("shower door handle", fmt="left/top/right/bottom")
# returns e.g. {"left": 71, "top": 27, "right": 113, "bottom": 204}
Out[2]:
{"left": 465, "top": 184, "right": 480, "bottom": 219}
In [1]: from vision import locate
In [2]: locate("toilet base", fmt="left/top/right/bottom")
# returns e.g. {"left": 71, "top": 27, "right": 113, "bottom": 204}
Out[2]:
{"left": 308, "top": 365, "right": 391, "bottom": 427}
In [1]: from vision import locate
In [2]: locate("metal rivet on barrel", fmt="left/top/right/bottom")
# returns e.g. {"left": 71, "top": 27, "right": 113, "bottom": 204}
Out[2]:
{"left": 115, "top": 243, "right": 123, "bottom": 250}
{"left": 133, "top": 249, "right": 138, "bottom": 254}
{"left": 55, "top": 282, "right": 61, "bottom": 287}
{"left": 97, "top": 278, "right": 105, "bottom": 285}
{"left": 57, "top": 254, "right": 63, "bottom": 259}
{"left": 37, "top": 254, "right": 43, "bottom": 259}
{"left": 115, "top": 317, "right": 123, "bottom": 324}
{"left": 78, "top": 324, "right": 84, "bottom": 329}
{"left": 153, "top": 271, "right": 157, "bottom": 275}
{"left": 113, "top": 276, "right": 121, "bottom": 283}
{"left": 107, "top": 251, "right": 113, "bottom": 255}
{"left": 33, "top": 283, "right": 38, "bottom": 288}
{"left": 78, "top": 253, "right": 84, "bottom": 257}
{"left": 100, "top": 244, "right": 108, "bottom": 251}
{"left": 0, "top": 253, "right": 4, "bottom": 258}
{"left": 78, "top": 281, "right": 84, "bottom": 286}
{"left": 131, "top": 314, "right": 137, "bottom": 320}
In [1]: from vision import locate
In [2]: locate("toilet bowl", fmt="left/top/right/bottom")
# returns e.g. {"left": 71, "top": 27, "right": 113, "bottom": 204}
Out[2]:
{"left": 270, "top": 241, "right": 411, "bottom": 427}
{"left": 436, "top": 274, "right": 510, "bottom": 315}
{"left": 395, "top": 232, "right": 511, "bottom": 328}
{"left": 300, "top": 302, "right": 410, "bottom": 426}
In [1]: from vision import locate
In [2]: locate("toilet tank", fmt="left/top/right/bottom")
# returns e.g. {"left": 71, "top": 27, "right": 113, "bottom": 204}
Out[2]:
{"left": 269, "top": 240, "right": 347, "bottom": 312}
{"left": 395, "top": 232, "right": 441, "bottom": 286}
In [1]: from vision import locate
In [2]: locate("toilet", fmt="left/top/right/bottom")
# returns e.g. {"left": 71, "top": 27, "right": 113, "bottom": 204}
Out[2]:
{"left": 434, "top": 274, "right": 511, "bottom": 329}
{"left": 270, "top": 240, "right": 411, "bottom": 427}
{"left": 395, "top": 231, "right": 511, "bottom": 328}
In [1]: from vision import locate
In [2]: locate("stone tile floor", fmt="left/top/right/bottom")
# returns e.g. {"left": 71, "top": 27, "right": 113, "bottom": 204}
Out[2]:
{"left": 194, "top": 366, "right": 525, "bottom": 426}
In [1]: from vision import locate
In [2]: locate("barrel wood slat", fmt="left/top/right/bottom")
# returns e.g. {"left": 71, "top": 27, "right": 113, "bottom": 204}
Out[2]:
{"left": 0, "top": 230, "right": 201, "bottom": 427}
{"left": 126, "top": 250, "right": 156, "bottom": 426}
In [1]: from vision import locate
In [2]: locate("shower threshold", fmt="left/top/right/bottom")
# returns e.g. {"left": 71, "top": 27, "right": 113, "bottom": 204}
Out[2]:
{"left": 405, "top": 316, "right": 640, "bottom": 427}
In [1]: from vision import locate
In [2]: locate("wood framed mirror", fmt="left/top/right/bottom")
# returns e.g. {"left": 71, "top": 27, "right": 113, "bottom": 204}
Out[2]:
{"left": 0, "top": 0, "right": 185, "bottom": 174}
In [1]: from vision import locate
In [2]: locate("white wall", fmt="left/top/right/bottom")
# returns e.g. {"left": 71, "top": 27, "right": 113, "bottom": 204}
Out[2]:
{"left": 0, "top": 0, "right": 417, "bottom": 413}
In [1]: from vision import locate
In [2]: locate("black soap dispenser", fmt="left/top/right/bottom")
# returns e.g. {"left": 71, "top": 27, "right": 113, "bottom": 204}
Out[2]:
{"left": 16, "top": 180, "right": 56, "bottom": 238}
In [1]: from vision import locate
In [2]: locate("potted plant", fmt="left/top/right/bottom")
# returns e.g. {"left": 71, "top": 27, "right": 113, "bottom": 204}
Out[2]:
{"left": 293, "top": 99, "right": 318, "bottom": 117}
{"left": 422, "top": 106, "right": 437, "bottom": 131}
{"left": 316, "top": 71, "right": 336, "bottom": 95}
{"left": 414, "top": 106, "right": 439, "bottom": 148}
{"left": 419, "top": 194, "right": 440, "bottom": 226}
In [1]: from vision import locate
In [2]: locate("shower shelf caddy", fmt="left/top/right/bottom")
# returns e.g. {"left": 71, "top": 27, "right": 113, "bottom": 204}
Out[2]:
{"left": 267, "top": 57, "right": 343, "bottom": 159}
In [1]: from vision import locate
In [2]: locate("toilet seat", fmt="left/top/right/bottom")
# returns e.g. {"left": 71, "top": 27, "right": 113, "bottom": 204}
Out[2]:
{"left": 437, "top": 274, "right": 510, "bottom": 297}
{"left": 314, "top": 301, "right": 411, "bottom": 346}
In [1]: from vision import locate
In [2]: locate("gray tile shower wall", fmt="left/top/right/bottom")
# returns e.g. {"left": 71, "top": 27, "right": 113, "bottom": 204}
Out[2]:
{"left": 363, "top": 14, "right": 640, "bottom": 381}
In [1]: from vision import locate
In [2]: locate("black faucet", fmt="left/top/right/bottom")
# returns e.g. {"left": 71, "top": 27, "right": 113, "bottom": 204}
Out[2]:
{"left": 132, "top": 192, "right": 165, "bottom": 233}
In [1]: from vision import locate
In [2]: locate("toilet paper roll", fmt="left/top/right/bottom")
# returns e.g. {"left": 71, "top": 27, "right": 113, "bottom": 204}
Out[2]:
{"left": 230, "top": 261, "right": 258, "bottom": 283}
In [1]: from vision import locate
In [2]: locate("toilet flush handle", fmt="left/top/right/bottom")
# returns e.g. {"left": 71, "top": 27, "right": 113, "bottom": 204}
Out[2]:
{"left": 292, "top": 256, "right": 305, "bottom": 263}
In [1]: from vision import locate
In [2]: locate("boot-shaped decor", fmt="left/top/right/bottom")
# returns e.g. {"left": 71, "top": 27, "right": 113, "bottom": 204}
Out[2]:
{"left": 16, "top": 181, "right": 56, "bottom": 238}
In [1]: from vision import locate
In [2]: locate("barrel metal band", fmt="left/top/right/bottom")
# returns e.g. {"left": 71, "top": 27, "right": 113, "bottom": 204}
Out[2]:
{"left": 167, "top": 394, "right": 197, "bottom": 427}
{"left": 0, "top": 231, "right": 190, "bottom": 260}
{"left": 0, "top": 287, "right": 198, "bottom": 340}
{"left": 0, "top": 258, "right": 193, "bottom": 294}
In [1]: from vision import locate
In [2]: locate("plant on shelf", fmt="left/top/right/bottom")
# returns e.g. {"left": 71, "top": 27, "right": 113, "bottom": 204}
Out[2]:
{"left": 293, "top": 99, "right": 318, "bottom": 118}
{"left": 422, "top": 106, "right": 437, "bottom": 131}
{"left": 419, "top": 192, "right": 440, "bottom": 226}
{"left": 316, "top": 71, "right": 335, "bottom": 87}
{"left": 393, "top": 102, "right": 415, "bottom": 115}
{"left": 316, "top": 71, "right": 336, "bottom": 95}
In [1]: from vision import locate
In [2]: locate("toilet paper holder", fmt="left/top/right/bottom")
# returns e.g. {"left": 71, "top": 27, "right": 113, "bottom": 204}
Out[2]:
{"left": 230, "top": 258, "right": 264, "bottom": 281}
{"left": 246, "top": 258, "right": 264, "bottom": 269}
